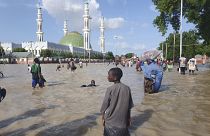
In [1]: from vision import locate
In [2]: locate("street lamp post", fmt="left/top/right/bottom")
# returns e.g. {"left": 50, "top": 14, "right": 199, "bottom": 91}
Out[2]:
{"left": 165, "top": 43, "right": 168, "bottom": 60}
{"left": 180, "top": 0, "right": 183, "bottom": 58}
{"left": 114, "top": 36, "right": 119, "bottom": 56}
{"left": 173, "top": 32, "right": 176, "bottom": 63}
{"left": 162, "top": 43, "right": 164, "bottom": 60}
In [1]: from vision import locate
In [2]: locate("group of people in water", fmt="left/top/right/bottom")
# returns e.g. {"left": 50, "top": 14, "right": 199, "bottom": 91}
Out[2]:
{"left": 179, "top": 57, "right": 198, "bottom": 75}
{"left": 0, "top": 54, "right": 207, "bottom": 136}
{"left": 29, "top": 58, "right": 93, "bottom": 89}
{"left": 56, "top": 59, "right": 87, "bottom": 72}
{"left": 134, "top": 56, "right": 200, "bottom": 94}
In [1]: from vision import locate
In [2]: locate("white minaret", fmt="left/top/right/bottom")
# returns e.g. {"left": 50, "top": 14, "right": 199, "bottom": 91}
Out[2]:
{"left": 63, "top": 20, "right": 68, "bottom": 36}
{"left": 83, "top": 1, "right": 90, "bottom": 50}
{"left": 100, "top": 16, "right": 105, "bottom": 53}
{"left": 36, "top": 4, "right": 44, "bottom": 42}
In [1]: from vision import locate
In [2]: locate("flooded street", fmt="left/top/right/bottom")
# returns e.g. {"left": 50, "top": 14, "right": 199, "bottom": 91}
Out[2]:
{"left": 0, "top": 64, "right": 210, "bottom": 136}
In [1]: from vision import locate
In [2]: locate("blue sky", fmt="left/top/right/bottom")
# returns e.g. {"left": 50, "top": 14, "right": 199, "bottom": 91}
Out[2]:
{"left": 0, "top": 0, "right": 195, "bottom": 56}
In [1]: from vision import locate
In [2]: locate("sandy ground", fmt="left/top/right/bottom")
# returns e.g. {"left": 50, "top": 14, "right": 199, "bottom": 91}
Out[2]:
{"left": 0, "top": 63, "right": 210, "bottom": 136}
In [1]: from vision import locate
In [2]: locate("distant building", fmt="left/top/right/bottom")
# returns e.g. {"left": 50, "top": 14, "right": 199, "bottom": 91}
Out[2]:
{"left": 0, "top": 42, "right": 21, "bottom": 53}
{"left": 0, "top": 1, "right": 103, "bottom": 61}
{"left": 11, "top": 52, "right": 32, "bottom": 64}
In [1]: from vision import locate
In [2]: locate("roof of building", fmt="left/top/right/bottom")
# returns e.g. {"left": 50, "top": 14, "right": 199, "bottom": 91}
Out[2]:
{"left": 59, "top": 31, "right": 84, "bottom": 48}
{"left": 12, "top": 52, "right": 32, "bottom": 58}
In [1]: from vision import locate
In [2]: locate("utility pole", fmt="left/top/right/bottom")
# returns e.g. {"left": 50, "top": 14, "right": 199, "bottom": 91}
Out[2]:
{"left": 162, "top": 43, "right": 164, "bottom": 60}
{"left": 173, "top": 32, "right": 176, "bottom": 63}
{"left": 30, "top": 41, "right": 34, "bottom": 60}
{"left": 165, "top": 43, "right": 168, "bottom": 60}
{"left": 180, "top": 0, "right": 183, "bottom": 58}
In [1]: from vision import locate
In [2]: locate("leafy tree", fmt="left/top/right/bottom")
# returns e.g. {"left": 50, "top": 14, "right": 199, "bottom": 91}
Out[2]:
{"left": 152, "top": 0, "right": 210, "bottom": 44}
{"left": 73, "top": 54, "right": 78, "bottom": 58}
{"left": 64, "top": 52, "right": 73, "bottom": 58}
{"left": 40, "top": 49, "right": 52, "bottom": 57}
{"left": 90, "top": 53, "right": 103, "bottom": 59}
{"left": 13, "top": 48, "right": 27, "bottom": 52}
{"left": 52, "top": 52, "right": 59, "bottom": 57}
{"left": 58, "top": 52, "right": 73, "bottom": 58}
{"left": 0, "top": 46, "right": 5, "bottom": 57}
{"left": 125, "top": 53, "right": 133, "bottom": 58}
{"left": 106, "top": 51, "right": 114, "bottom": 60}
{"left": 58, "top": 52, "right": 65, "bottom": 58}
{"left": 158, "top": 30, "right": 209, "bottom": 61}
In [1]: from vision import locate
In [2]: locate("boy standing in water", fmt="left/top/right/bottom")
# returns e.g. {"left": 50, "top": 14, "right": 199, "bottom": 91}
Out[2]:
{"left": 31, "top": 58, "right": 44, "bottom": 88}
{"left": 100, "top": 67, "right": 134, "bottom": 136}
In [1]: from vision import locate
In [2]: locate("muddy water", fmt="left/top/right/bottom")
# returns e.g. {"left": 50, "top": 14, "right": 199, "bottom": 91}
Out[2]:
{"left": 0, "top": 64, "right": 210, "bottom": 136}
{"left": 132, "top": 65, "right": 210, "bottom": 136}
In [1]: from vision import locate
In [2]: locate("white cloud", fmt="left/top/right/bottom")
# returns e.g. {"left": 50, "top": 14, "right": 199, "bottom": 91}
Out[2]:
{"left": 149, "top": 5, "right": 158, "bottom": 13}
{"left": 41, "top": 0, "right": 125, "bottom": 32}
{"left": 105, "top": 40, "right": 147, "bottom": 55}
{"left": 105, "top": 17, "right": 125, "bottom": 29}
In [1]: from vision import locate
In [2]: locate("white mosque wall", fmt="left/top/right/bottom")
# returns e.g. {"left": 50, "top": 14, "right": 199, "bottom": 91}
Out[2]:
{"left": 22, "top": 41, "right": 86, "bottom": 57}
{"left": 2, "top": 41, "right": 102, "bottom": 59}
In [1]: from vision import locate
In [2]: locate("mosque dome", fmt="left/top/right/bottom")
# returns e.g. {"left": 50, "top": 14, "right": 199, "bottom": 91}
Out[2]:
{"left": 59, "top": 31, "right": 84, "bottom": 48}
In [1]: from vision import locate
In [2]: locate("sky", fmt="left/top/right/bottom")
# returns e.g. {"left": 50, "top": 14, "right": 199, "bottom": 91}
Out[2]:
{"left": 0, "top": 0, "right": 195, "bottom": 56}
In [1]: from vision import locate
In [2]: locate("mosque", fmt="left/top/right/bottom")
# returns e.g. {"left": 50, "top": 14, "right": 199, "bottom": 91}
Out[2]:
{"left": 0, "top": 1, "right": 106, "bottom": 60}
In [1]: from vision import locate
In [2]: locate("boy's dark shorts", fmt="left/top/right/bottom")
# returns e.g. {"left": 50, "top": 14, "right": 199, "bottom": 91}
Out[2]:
{"left": 104, "top": 126, "right": 130, "bottom": 136}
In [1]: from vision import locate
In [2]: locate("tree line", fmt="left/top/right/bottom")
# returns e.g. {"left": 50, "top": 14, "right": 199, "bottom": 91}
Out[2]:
{"left": 158, "top": 30, "right": 210, "bottom": 61}
{"left": 152, "top": 0, "right": 210, "bottom": 61}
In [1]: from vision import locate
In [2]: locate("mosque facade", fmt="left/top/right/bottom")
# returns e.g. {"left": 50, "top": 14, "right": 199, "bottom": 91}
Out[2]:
{"left": 0, "top": 2, "right": 105, "bottom": 59}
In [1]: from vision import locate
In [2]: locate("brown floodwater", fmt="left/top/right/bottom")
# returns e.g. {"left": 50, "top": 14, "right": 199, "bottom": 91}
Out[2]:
{"left": 0, "top": 63, "right": 210, "bottom": 136}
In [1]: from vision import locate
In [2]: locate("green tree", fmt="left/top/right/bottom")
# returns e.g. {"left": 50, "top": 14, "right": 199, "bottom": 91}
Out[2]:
{"left": 125, "top": 53, "right": 133, "bottom": 58}
{"left": 106, "top": 51, "right": 114, "bottom": 60}
{"left": 64, "top": 52, "right": 73, "bottom": 58}
{"left": 73, "top": 54, "right": 78, "bottom": 58}
{"left": 40, "top": 49, "right": 52, "bottom": 57}
{"left": 152, "top": 0, "right": 210, "bottom": 44}
{"left": 13, "top": 48, "right": 27, "bottom": 52}
{"left": 91, "top": 53, "right": 103, "bottom": 59}
{"left": 158, "top": 30, "right": 208, "bottom": 61}
{"left": 0, "top": 46, "right": 5, "bottom": 57}
{"left": 58, "top": 52, "right": 65, "bottom": 58}
{"left": 58, "top": 52, "right": 73, "bottom": 58}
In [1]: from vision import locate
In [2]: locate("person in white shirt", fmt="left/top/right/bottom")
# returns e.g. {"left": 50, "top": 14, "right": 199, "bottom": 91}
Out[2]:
{"left": 179, "top": 56, "right": 187, "bottom": 75}
{"left": 79, "top": 61, "right": 83, "bottom": 68}
{"left": 188, "top": 58, "right": 197, "bottom": 74}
